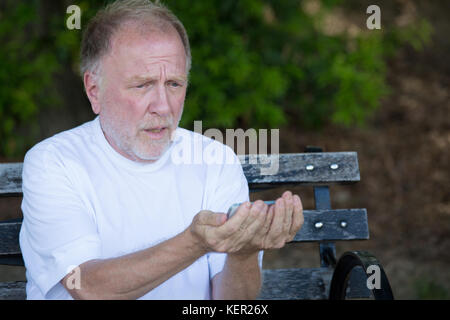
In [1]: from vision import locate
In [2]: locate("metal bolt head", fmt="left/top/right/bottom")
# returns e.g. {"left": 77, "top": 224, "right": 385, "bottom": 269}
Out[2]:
{"left": 314, "top": 222, "right": 323, "bottom": 229}
{"left": 306, "top": 165, "right": 314, "bottom": 171}
{"left": 330, "top": 164, "right": 339, "bottom": 170}
{"left": 340, "top": 221, "right": 347, "bottom": 228}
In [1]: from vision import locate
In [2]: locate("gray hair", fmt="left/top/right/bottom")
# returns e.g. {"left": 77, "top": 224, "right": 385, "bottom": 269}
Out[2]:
{"left": 80, "top": 0, "right": 191, "bottom": 77}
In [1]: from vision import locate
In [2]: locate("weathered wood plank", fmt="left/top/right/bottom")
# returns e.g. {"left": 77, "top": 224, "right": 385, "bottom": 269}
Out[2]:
{"left": 0, "top": 281, "right": 26, "bottom": 300}
{"left": 0, "top": 209, "right": 368, "bottom": 257}
{"left": 293, "top": 208, "right": 369, "bottom": 242}
{"left": 0, "top": 221, "right": 22, "bottom": 256}
{"left": 259, "top": 267, "right": 371, "bottom": 300}
{"left": 239, "top": 152, "right": 360, "bottom": 188}
{"left": 0, "top": 152, "right": 360, "bottom": 196}
{"left": 0, "top": 268, "right": 371, "bottom": 300}
{"left": 0, "top": 163, "right": 22, "bottom": 197}
{"left": 259, "top": 268, "right": 333, "bottom": 300}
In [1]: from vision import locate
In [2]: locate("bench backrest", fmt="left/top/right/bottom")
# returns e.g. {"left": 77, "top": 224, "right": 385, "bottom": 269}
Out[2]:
{"left": 0, "top": 150, "right": 369, "bottom": 264}
{"left": 0, "top": 148, "right": 371, "bottom": 299}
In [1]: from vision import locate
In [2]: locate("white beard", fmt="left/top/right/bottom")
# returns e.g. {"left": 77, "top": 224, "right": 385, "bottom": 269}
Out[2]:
{"left": 99, "top": 104, "right": 183, "bottom": 162}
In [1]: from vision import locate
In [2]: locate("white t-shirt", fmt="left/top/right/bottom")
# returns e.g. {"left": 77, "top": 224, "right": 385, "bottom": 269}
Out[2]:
{"left": 19, "top": 116, "right": 261, "bottom": 299}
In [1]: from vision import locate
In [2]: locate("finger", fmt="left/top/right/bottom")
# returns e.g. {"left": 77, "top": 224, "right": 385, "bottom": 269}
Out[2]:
{"left": 233, "top": 200, "right": 267, "bottom": 242}
{"left": 229, "top": 201, "right": 251, "bottom": 221}
{"left": 251, "top": 202, "right": 271, "bottom": 248}
{"left": 230, "top": 202, "right": 270, "bottom": 252}
{"left": 246, "top": 201, "right": 269, "bottom": 235}
{"left": 260, "top": 205, "right": 276, "bottom": 249}
{"left": 267, "top": 198, "right": 285, "bottom": 240}
{"left": 259, "top": 201, "right": 271, "bottom": 229}
{"left": 263, "top": 204, "right": 275, "bottom": 234}
{"left": 218, "top": 202, "right": 251, "bottom": 236}
{"left": 282, "top": 191, "right": 294, "bottom": 234}
{"left": 282, "top": 190, "right": 292, "bottom": 198}
{"left": 246, "top": 200, "right": 267, "bottom": 228}
{"left": 289, "top": 195, "right": 304, "bottom": 241}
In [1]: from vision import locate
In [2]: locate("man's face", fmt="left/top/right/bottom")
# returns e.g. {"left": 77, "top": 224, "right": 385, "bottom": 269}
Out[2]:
{"left": 94, "top": 24, "right": 187, "bottom": 162}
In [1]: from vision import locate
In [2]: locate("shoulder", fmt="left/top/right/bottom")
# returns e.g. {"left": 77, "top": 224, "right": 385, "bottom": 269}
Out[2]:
{"left": 23, "top": 119, "right": 96, "bottom": 174}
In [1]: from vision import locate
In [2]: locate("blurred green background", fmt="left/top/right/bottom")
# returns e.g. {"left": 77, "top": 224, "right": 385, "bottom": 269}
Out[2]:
{"left": 0, "top": 0, "right": 431, "bottom": 157}
{"left": 0, "top": 0, "right": 448, "bottom": 299}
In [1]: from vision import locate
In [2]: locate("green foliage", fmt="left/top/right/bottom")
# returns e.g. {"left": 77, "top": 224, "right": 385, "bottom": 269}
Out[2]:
{"left": 168, "top": 0, "right": 431, "bottom": 130}
{"left": 0, "top": 0, "right": 433, "bottom": 157}
{"left": 0, "top": 1, "right": 59, "bottom": 156}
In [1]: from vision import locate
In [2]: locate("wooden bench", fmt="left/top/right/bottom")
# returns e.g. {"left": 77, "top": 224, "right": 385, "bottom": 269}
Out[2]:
{"left": 0, "top": 146, "right": 394, "bottom": 300}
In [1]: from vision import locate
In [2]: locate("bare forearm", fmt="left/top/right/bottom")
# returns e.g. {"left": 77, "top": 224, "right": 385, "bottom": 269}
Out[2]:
{"left": 64, "top": 228, "right": 206, "bottom": 299}
{"left": 212, "top": 252, "right": 262, "bottom": 300}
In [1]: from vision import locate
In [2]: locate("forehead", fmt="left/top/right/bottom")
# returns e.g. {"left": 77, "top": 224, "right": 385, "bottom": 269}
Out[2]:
{"left": 103, "top": 23, "right": 187, "bottom": 76}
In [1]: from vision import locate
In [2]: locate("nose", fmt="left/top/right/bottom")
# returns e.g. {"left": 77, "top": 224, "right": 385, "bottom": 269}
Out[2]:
{"left": 148, "top": 83, "right": 171, "bottom": 117}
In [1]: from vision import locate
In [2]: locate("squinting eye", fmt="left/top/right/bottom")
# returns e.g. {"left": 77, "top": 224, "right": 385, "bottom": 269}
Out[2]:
{"left": 136, "top": 81, "right": 154, "bottom": 89}
{"left": 136, "top": 83, "right": 148, "bottom": 89}
{"left": 168, "top": 81, "right": 182, "bottom": 88}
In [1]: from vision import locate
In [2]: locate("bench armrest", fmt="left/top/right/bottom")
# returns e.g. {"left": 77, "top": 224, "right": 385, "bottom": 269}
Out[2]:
{"left": 329, "top": 251, "right": 394, "bottom": 300}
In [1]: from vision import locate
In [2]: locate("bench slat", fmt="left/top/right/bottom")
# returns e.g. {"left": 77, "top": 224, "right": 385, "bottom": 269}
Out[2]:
{"left": 0, "top": 163, "right": 22, "bottom": 197}
{"left": 0, "top": 281, "right": 26, "bottom": 300}
{"left": 0, "top": 209, "right": 368, "bottom": 257}
{"left": 259, "top": 268, "right": 333, "bottom": 299}
{"left": 0, "top": 152, "right": 360, "bottom": 196}
{"left": 0, "top": 222, "right": 22, "bottom": 256}
{"left": 0, "top": 267, "right": 371, "bottom": 300}
{"left": 259, "top": 267, "right": 371, "bottom": 299}
{"left": 240, "top": 152, "right": 360, "bottom": 188}
{"left": 293, "top": 208, "right": 369, "bottom": 242}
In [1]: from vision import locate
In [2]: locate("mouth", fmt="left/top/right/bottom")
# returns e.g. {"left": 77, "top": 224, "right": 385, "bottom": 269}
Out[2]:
{"left": 143, "top": 126, "right": 169, "bottom": 139}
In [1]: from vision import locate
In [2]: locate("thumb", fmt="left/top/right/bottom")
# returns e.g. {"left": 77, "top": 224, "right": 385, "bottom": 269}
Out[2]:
{"left": 196, "top": 210, "right": 227, "bottom": 226}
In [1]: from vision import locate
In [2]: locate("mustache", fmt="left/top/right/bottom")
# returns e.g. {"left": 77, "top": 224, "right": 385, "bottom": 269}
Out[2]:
{"left": 139, "top": 117, "right": 173, "bottom": 130}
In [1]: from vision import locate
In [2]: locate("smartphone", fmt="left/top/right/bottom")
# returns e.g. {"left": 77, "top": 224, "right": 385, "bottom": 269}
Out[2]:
{"left": 226, "top": 200, "right": 275, "bottom": 219}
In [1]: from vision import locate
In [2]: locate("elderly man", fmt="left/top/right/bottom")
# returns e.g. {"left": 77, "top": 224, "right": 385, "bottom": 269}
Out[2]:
{"left": 19, "top": 0, "right": 303, "bottom": 300}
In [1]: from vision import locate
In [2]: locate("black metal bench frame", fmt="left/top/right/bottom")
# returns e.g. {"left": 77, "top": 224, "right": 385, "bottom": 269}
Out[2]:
{"left": 0, "top": 146, "right": 394, "bottom": 300}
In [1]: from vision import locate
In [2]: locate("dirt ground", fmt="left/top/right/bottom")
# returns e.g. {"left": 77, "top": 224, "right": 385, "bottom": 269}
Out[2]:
{"left": 1, "top": 0, "right": 449, "bottom": 300}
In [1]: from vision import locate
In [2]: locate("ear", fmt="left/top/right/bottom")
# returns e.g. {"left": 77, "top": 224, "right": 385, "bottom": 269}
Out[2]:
{"left": 83, "top": 71, "right": 102, "bottom": 114}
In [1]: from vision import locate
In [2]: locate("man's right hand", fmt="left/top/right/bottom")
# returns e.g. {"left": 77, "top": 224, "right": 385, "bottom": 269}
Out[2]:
{"left": 189, "top": 191, "right": 304, "bottom": 255}
{"left": 189, "top": 200, "right": 267, "bottom": 255}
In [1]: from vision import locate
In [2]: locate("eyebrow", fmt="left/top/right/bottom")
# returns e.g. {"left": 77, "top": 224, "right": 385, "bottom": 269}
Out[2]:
{"left": 126, "top": 74, "right": 187, "bottom": 84}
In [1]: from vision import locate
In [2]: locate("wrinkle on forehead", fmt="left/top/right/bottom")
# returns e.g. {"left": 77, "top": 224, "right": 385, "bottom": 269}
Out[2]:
{"left": 103, "top": 22, "right": 187, "bottom": 80}
{"left": 109, "top": 20, "right": 183, "bottom": 61}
